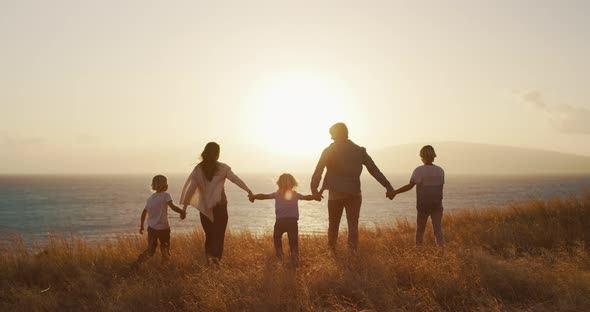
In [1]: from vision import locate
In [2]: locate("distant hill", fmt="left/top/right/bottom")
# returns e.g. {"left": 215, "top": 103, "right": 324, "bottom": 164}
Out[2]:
{"left": 371, "top": 142, "right": 590, "bottom": 175}
{"left": 232, "top": 142, "right": 590, "bottom": 176}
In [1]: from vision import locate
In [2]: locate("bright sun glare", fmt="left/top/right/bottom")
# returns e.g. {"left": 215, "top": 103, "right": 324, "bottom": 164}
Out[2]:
{"left": 247, "top": 73, "right": 353, "bottom": 157}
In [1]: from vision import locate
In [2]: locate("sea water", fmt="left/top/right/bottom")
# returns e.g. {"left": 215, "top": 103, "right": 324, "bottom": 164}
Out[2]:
{"left": 1, "top": 174, "right": 589, "bottom": 242}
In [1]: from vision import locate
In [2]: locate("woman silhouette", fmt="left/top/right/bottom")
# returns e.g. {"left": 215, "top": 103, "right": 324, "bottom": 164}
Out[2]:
{"left": 180, "top": 142, "right": 253, "bottom": 264}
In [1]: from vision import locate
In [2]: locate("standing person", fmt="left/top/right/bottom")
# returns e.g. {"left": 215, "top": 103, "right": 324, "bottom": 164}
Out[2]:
{"left": 311, "top": 122, "right": 395, "bottom": 251}
{"left": 134, "top": 175, "right": 186, "bottom": 267}
{"left": 249, "top": 173, "right": 321, "bottom": 267}
{"left": 392, "top": 145, "right": 445, "bottom": 248}
{"left": 180, "top": 142, "right": 253, "bottom": 264}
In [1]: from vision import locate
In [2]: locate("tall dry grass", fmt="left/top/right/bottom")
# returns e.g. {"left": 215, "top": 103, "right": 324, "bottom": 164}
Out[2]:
{"left": 1, "top": 194, "right": 590, "bottom": 311}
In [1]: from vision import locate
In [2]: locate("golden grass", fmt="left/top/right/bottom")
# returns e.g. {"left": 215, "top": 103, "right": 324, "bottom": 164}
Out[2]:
{"left": 2, "top": 194, "right": 590, "bottom": 311}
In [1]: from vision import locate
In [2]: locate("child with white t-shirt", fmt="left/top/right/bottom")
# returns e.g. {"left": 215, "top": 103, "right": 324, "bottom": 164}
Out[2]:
{"left": 393, "top": 145, "right": 445, "bottom": 247}
{"left": 249, "top": 173, "right": 321, "bottom": 266}
{"left": 134, "top": 175, "right": 186, "bottom": 266}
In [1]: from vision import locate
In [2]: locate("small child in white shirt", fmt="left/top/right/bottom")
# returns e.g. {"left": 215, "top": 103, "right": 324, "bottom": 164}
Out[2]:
{"left": 134, "top": 175, "right": 185, "bottom": 266}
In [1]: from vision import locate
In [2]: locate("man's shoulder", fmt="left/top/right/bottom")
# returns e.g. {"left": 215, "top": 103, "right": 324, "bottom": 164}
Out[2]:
{"left": 345, "top": 139, "right": 363, "bottom": 148}
{"left": 338, "top": 140, "right": 365, "bottom": 153}
{"left": 323, "top": 140, "right": 366, "bottom": 158}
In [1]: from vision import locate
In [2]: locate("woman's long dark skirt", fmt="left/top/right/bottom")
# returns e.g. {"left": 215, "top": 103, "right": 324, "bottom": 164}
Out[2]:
{"left": 199, "top": 202, "right": 229, "bottom": 263}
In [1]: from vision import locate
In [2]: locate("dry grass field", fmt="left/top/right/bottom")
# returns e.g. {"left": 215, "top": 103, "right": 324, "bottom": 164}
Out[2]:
{"left": 2, "top": 195, "right": 590, "bottom": 311}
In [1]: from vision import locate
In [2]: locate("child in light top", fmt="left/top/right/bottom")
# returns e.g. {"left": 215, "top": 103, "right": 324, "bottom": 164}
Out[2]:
{"left": 134, "top": 175, "right": 185, "bottom": 266}
{"left": 249, "top": 173, "right": 321, "bottom": 266}
{"left": 393, "top": 145, "right": 445, "bottom": 248}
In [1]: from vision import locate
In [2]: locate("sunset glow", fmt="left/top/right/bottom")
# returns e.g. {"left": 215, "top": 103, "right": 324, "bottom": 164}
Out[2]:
{"left": 1, "top": 1, "right": 589, "bottom": 175}
{"left": 246, "top": 72, "right": 354, "bottom": 157}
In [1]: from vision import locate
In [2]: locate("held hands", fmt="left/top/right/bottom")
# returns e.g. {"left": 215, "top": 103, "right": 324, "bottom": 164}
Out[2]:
{"left": 248, "top": 191, "right": 255, "bottom": 203}
{"left": 386, "top": 189, "right": 396, "bottom": 200}
{"left": 312, "top": 188, "right": 323, "bottom": 201}
{"left": 180, "top": 210, "right": 187, "bottom": 220}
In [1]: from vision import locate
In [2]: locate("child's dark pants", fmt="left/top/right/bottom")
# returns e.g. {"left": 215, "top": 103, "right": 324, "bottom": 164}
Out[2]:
{"left": 273, "top": 218, "right": 299, "bottom": 265}
{"left": 136, "top": 227, "right": 171, "bottom": 263}
{"left": 416, "top": 206, "right": 444, "bottom": 247}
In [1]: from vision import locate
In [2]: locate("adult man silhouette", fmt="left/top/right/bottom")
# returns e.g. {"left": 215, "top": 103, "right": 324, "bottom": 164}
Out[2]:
{"left": 311, "top": 123, "right": 395, "bottom": 251}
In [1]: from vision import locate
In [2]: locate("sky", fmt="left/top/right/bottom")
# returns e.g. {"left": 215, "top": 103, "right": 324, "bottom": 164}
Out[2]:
{"left": 1, "top": 0, "right": 589, "bottom": 174}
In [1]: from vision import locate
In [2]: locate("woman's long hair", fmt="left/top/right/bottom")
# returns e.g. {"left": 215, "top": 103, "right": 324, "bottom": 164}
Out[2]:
{"left": 200, "top": 142, "right": 220, "bottom": 181}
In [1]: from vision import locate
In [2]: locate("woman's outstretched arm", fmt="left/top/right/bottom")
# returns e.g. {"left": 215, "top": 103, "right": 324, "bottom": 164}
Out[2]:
{"left": 226, "top": 168, "right": 253, "bottom": 195}
{"left": 180, "top": 167, "right": 199, "bottom": 211}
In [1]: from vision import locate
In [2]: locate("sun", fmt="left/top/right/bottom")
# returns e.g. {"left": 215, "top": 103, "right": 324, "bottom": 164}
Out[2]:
{"left": 245, "top": 72, "right": 354, "bottom": 157}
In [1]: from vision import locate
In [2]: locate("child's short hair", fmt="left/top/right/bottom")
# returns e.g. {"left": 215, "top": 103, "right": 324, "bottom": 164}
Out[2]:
{"left": 420, "top": 145, "right": 437, "bottom": 163}
{"left": 276, "top": 173, "right": 298, "bottom": 195}
{"left": 420, "top": 145, "right": 436, "bottom": 162}
{"left": 151, "top": 175, "right": 168, "bottom": 192}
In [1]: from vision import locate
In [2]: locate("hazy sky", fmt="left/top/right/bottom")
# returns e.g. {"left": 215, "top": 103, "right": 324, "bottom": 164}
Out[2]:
{"left": 1, "top": 0, "right": 589, "bottom": 174}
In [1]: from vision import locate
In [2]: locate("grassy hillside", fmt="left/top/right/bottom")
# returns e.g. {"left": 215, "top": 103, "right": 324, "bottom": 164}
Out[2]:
{"left": 1, "top": 195, "right": 590, "bottom": 311}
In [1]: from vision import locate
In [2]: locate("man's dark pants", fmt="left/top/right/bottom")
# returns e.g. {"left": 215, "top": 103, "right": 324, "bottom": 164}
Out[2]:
{"left": 328, "top": 196, "right": 362, "bottom": 250}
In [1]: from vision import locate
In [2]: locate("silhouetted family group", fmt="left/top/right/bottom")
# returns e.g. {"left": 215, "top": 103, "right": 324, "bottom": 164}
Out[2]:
{"left": 135, "top": 123, "right": 445, "bottom": 268}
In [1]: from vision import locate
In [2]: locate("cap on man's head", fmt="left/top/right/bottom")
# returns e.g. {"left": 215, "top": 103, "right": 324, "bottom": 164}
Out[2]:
{"left": 329, "top": 122, "right": 349, "bottom": 140}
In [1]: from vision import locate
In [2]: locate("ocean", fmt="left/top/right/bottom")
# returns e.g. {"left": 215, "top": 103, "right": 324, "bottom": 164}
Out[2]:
{"left": 1, "top": 174, "right": 589, "bottom": 242}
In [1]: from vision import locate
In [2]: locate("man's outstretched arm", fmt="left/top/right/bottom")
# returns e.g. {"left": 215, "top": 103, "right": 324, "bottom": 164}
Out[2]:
{"left": 363, "top": 149, "right": 394, "bottom": 193}
{"left": 311, "top": 149, "right": 329, "bottom": 195}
